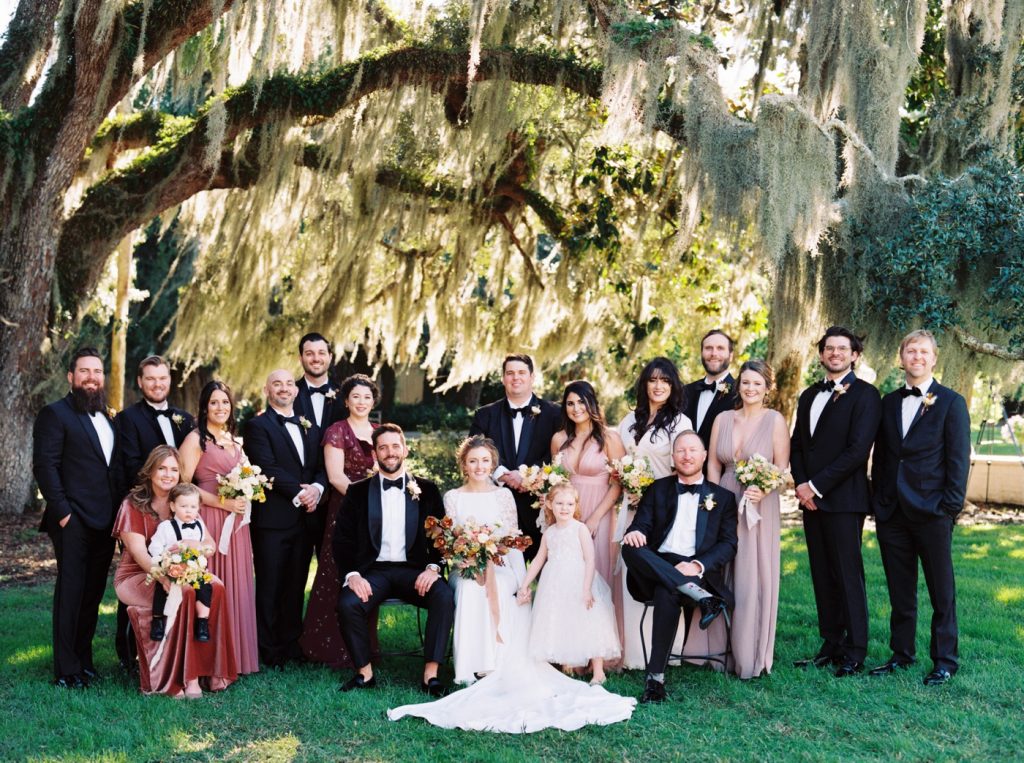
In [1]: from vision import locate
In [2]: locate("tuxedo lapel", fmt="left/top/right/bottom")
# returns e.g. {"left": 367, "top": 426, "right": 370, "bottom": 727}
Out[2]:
{"left": 811, "top": 372, "right": 855, "bottom": 440}
{"left": 139, "top": 404, "right": 165, "bottom": 442}
{"left": 69, "top": 400, "right": 109, "bottom": 465}
{"left": 904, "top": 385, "right": 938, "bottom": 440}
{"left": 893, "top": 393, "right": 906, "bottom": 440}
{"left": 368, "top": 478, "right": 383, "bottom": 553}
{"left": 515, "top": 396, "right": 537, "bottom": 465}
{"left": 404, "top": 476, "right": 419, "bottom": 551}
{"left": 272, "top": 416, "right": 305, "bottom": 467}
{"left": 694, "top": 483, "right": 709, "bottom": 550}
{"left": 498, "top": 406, "right": 516, "bottom": 467}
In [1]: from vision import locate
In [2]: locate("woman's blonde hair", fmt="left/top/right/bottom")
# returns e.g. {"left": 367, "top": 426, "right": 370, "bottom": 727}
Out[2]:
{"left": 543, "top": 482, "right": 582, "bottom": 527}
{"left": 456, "top": 435, "right": 500, "bottom": 480}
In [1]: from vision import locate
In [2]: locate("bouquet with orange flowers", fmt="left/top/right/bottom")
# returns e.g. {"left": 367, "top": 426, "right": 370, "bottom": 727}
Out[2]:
{"left": 424, "top": 515, "right": 532, "bottom": 581}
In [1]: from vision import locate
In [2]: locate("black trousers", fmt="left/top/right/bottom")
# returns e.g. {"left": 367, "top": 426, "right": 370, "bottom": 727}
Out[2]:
{"left": 153, "top": 581, "right": 212, "bottom": 613}
{"left": 876, "top": 507, "right": 958, "bottom": 673}
{"left": 114, "top": 539, "right": 135, "bottom": 666}
{"left": 620, "top": 545, "right": 702, "bottom": 675}
{"left": 802, "top": 510, "right": 869, "bottom": 662}
{"left": 48, "top": 517, "right": 115, "bottom": 678}
{"left": 337, "top": 563, "right": 454, "bottom": 668}
{"left": 251, "top": 523, "right": 308, "bottom": 666}
{"left": 512, "top": 491, "right": 541, "bottom": 562}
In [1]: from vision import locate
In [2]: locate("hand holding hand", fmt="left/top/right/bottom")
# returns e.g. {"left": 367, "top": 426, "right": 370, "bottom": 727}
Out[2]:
{"left": 795, "top": 482, "right": 818, "bottom": 511}
{"left": 621, "top": 530, "right": 647, "bottom": 548}
{"left": 516, "top": 587, "right": 531, "bottom": 605}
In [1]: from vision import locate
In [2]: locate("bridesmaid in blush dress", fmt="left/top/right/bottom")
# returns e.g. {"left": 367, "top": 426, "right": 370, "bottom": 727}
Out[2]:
{"left": 707, "top": 360, "right": 790, "bottom": 679}
{"left": 300, "top": 374, "right": 378, "bottom": 669}
{"left": 180, "top": 381, "right": 260, "bottom": 675}
{"left": 551, "top": 381, "right": 625, "bottom": 594}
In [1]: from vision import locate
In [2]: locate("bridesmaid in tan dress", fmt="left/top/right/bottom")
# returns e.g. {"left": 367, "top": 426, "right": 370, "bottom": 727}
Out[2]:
{"left": 707, "top": 360, "right": 790, "bottom": 679}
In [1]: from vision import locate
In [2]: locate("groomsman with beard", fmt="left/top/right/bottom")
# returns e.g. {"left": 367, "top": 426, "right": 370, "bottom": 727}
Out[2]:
{"left": 790, "top": 327, "right": 881, "bottom": 677}
{"left": 469, "top": 354, "right": 561, "bottom": 558}
{"left": 870, "top": 330, "right": 970, "bottom": 686}
{"left": 114, "top": 354, "right": 195, "bottom": 670}
{"left": 33, "top": 348, "right": 124, "bottom": 688}
{"left": 684, "top": 330, "right": 740, "bottom": 449}
{"left": 244, "top": 369, "right": 327, "bottom": 668}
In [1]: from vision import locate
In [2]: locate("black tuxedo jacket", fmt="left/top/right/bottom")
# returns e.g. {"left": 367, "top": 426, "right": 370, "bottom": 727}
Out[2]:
{"left": 790, "top": 372, "right": 882, "bottom": 513}
{"left": 684, "top": 374, "right": 739, "bottom": 447}
{"left": 469, "top": 394, "right": 562, "bottom": 470}
{"left": 33, "top": 395, "right": 124, "bottom": 532}
{"left": 294, "top": 377, "right": 344, "bottom": 443}
{"left": 116, "top": 400, "right": 195, "bottom": 488}
{"left": 871, "top": 381, "right": 971, "bottom": 522}
{"left": 243, "top": 410, "right": 328, "bottom": 530}
{"left": 332, "top": 474, "right": 444, "bottom": 578}
{"left": 625, "top": 476, "right": 738, "bottom": 605}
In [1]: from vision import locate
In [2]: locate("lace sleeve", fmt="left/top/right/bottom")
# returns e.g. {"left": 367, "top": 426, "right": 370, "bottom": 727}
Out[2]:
{"left": 442, "top": 489, "right": 458, "bottom": 520}
{"left": 497, "top": 488, "right": 520, "bottom": 533}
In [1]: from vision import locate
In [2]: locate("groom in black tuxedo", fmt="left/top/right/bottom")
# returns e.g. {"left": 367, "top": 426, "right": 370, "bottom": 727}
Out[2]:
{"left": 870, "top": 330, "right": 970, "bottom": 686}
{"left": 790, "top": 327, "right": 881, "bottom": 677}
{"left": 244, "top": 369, "right": 327, "bottom": 668}
{"left": 33, "top": 348, "right": 124, "bottom": 688}
{"left": 333, "top": 423, "right": 454, "bottom": 696}
{"left": 684, "top": 330, "right": 739, "bottom": 449}
{"left": 469, "top": 354, "right": 561, "bottom": 558}
{"left": 621, "top": 431, "right": 738, "bottom": 703}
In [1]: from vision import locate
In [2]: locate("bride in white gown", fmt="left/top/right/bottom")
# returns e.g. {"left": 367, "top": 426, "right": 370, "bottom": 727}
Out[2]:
{"left": 388, "top": 436, "right": 636, "bottom": 733}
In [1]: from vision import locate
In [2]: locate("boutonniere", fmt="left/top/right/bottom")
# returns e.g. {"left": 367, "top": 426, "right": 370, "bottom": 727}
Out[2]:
{"left": 530, "top": 404, "right": 541, "bottom": 417}
{"left": 171, "top": 413, "right": 184, "bottom": 426}
{"left": 406, "top": 479, "right": 422, "bottom": 501}
{"left": 324, "top": 389, "right": 337, "bottom": 400}
{"left": 717, "top": 382, "right": 731, "bottom": 397}
{"left": 921, "top": 392, "right": 937, "bottom": 413}
{"left": 831, "top": 383, "right": 850, "bottom": 402}
{"left": 702, "top": 494, "right": 716, "bottom": 512}
{"left": 299, "top": 416, "right": 312, "bottom": 431}
{"left": 106, "top": 406, "right": 117, "bottom": 420}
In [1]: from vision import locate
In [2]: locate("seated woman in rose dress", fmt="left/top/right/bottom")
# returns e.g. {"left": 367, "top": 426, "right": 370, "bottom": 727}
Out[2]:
{"left": 113, "top": 444, "right": 238, "bottom": 698}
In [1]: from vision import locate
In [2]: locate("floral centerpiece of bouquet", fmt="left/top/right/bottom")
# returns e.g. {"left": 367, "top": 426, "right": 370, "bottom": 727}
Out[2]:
{"left": 518, "top": 453, "right": 572, "bottom": 508}
{"left": 146, "top": 544, "right": 213, "bottom": 590}
{"left": 424, "top": 516, "right": 532, "bottom": 581}
{"left": 608, "top": 452, "right": 655, "bottom": 504}
{"left": 217, "top": 459, "right": 273, "bottom": 503}
{"left": 733, "top": 453, "right": 788, "bottom": 529}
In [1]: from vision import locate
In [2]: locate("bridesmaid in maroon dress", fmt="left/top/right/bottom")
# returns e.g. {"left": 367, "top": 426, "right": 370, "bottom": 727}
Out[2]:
{"left": 114, "top": 445, "right": 238, "bottom": 697}
{"left": 300, "top": 374, "right": 379, "bottom": 668}
{"left": 180, "top": 381, "right": 260, "bottom": 675}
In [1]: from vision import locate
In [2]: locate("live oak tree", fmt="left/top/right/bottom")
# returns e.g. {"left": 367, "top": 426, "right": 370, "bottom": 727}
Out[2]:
{"left": 0, "top": 0, "right": 1021, "bottom": 511}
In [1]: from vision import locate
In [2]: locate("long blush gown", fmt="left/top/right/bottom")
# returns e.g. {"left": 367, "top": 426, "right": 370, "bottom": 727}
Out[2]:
{"left": 566, "top": 439, "right": 616, "bottom": 587}
{"left": 196, "top": 443, "right": 260, "bottom": 675}
{"left": 113, "top": 501, "right": 238, "bottom": 696}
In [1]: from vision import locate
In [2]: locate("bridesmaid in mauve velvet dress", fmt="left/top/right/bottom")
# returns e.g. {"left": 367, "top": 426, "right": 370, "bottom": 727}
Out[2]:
{"left": 300, "top": 374, "right": 379, "bottom": 669}
{"left": 180, "top": 381, "right": 260, "bottom": 675}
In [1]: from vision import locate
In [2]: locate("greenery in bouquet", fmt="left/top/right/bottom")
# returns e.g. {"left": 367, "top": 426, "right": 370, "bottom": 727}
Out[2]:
{"left": 217, "top": 459, "right": 272, "bottom": 502}
{"left": 424, "top": 516, "right": 532, "bottom": 581}
{"left": 146, "top": 544, "right": 213, "bottom": 590}
{"left": 609, "top": 452, "right": 655, "bottom": 503}
{"left": 734, "top": 453, "right": 787, "bottom": 492}
{"left": 518, "top": 453, "right": 572, "bottom": 508}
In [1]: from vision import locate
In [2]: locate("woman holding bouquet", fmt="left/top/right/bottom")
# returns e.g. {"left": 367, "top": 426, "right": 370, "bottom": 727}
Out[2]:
{"left": 444, "top": 435, "right": 527, "bottom": 684}
{"left": 707, "top": 360, "right": 790, "bottom": 679}
{"left": 180, "top": 381, "right": 259, "bottom": 675}
{"left": 300, "top": 374, "right": 378, "bottom": 669}
{"left": 113, "top": 445, "right": 237, "bottom": 697}
{"left": 615, "top": 358, "right": 693, "bottom": 669}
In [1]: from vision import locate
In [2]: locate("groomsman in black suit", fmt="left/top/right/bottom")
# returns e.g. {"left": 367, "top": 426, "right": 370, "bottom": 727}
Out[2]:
{"left": 244, "top": 369, "right": 328, "bottom": 668}
{"left": 33, "top": 348, "right": 124, "bottom": 688}
{"left": 114, "top": 354, "right": 195, "bottom": 670}
{"left": 684, "top": 330, "right": 739, "bottom": 449}
{"left": 870, "top": 329, "right": 970, "bottom": 686}
{"left": 790, "top": 327, "right": 881, "bottom": 677}
{"left": 333, "top": 424, "right": 454, "bottom": 696}
{"left": 469, "top": 354, "right": 561, "bottom": 558}
{"left": 621, "top": 431, "right": 738, "bottom": 703}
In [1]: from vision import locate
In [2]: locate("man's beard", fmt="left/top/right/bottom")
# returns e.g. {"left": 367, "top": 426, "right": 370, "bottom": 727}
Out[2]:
{"left": 702, "top": 358, "right": 728, "bottom": 376}
{"left": 379, "top": 457, "right": 404, "bottom": 476}
{"left": 71, "top": 384, "right": 107, "bottom": 414}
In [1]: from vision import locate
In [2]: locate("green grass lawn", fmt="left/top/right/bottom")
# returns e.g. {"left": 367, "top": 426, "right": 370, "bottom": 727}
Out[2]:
{"left": 2, "top": 526, "right": 1022, "bottom": 762}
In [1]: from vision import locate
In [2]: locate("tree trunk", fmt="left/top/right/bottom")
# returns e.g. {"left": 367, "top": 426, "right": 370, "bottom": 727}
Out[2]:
{"left": 109, "top": 236, "right": 132, "bottom": 411}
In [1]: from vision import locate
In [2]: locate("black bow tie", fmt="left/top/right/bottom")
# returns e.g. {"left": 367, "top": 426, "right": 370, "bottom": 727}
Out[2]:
{"left": 509, "top": 405, "right": 526, "bottom": 419}
{"left": 899, "top": 387, "right": 923, "bottom": 398}
{"left": 697, "top": 380, "right": 717, "bottom": 393}
{"left": 382, "top": 477, "right": 403, "bottom": 491}
{"left": 276, "top": 412, "right": 301, "bottom": 426}
{"left": 817, "top": 379, "right": 836, "bottom": 393}
{"left": 179, "top": 520, "right": 200, "bottom": 530}
{"left": 151, "top": 407, "right": 173, "bottom": 418}
{"left": 677, "top": 482, "right": 701, "bottom": 495}
{"left": 309, "top": 384, "right": 330, "bottom": 396}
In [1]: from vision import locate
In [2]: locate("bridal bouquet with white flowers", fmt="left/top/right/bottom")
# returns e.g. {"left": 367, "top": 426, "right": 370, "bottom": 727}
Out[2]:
{"left": 217, "top": 459, "right": 273, "bottom": 503}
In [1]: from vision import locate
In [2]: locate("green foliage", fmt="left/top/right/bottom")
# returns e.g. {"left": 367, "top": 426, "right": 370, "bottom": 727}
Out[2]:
{"left": 384, "top": 403, "right": 473, "bottom": 433}
{"left": 610, "top": 19, "right": 674, "bottom": 49}
{"left": 404, "top": 430, "right": 466, "bottom": 493}
{"left": 900, "top": 0, "right": 947, "bottom": 157}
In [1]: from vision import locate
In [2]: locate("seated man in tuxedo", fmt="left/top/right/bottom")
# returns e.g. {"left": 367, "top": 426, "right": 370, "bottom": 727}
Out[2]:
{"left": 333, "top": 423, "right": 454, "bottom": 696}
{"left": 621, "top": 430, "right": 738, "bottom": 703}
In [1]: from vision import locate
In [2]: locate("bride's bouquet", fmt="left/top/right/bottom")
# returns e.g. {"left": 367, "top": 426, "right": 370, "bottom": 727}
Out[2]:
{"left": 424, "top": 516, "right": 532, "bottom": 581}
{"left": 608, "top": 452, "right": 655, "bottom": 504}
{"left": 146, "top": 544, "right": 213, "bottom": 590}
{"left": 733, "top": 453, "right": 788, "bottom": 529}
{"left": 216, "top": 459, "right": 273, "bottom": 503}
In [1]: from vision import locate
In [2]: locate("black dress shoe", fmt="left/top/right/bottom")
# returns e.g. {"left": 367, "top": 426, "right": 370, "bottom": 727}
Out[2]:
{"left": 421, "top": 677, "right": 448, "bottom": 697}
{"left": 923, "top": 668, "right": 952, "bottom": 686}
{"left": 194, "top": 617, "right": 210, "bottom": 642}
{"left": 697, "top": 596, "right": 726, "bottom": 630}
{"left": 150, "top": 617, "right": 166, "bottom": 641}
{"left": 868, "top": 658, "right": 915, "bottom": 677}
{"left": 834, "top": 660, "right": 863, "bottom": 678}
{"left": 54, "top": 674, "right": 86, "bottom": 689}
{"left": 639, "top": 678, "right": 667, "bottom": 704}
{"left": 339, "top": 674, "right": 377, "bottom": 692}
{"left": 81, "top": 666, "right": 100, "bottom": 683}
{"left": 793, "top": 654, "right": 839, "bottom": 669}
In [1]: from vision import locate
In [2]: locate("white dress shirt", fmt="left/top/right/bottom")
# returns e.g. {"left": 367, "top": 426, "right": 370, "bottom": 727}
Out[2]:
{"left": 492, "top": 398, "right": 530, "bottom": 481}
{"left": 901, "top": 376, "right": 934, "bottom": 438}
{"left": 148, "top": 516, "right": 208, "bottom": 559}
{"left": 659, "top": 479, "right": 702, "bottom": 559}
{"left": 695, "top": 378, "right": 727, "bottom": 432}
{"left": 89, "top": 412, "right": 115, "bottom": 465}
{"left": 376, "top": 473, "right": 408, "bottom": 563}
{"left": 306, "top": 381, "right": 327, "bottom": 427}
{"left": 808, "top": 386, "right": 832, "bottom": 437}
{"left": 283, "top": 420, "right": 306, "bottom": 466}
{"left": 147, "top": 401, "right": 176, "bottom": 446}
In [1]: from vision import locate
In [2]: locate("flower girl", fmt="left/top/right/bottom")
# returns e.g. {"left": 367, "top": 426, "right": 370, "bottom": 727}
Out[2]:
{"left": 517, "top": 483, "right": 621, "bottom": 685}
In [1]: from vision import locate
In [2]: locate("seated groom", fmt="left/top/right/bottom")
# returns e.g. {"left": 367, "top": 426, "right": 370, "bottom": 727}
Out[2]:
{"left": 621, "top": 430, "right": 738, "bottom": 704}
{"left": 333, "top": 423, "right": 454, "bottom": 696}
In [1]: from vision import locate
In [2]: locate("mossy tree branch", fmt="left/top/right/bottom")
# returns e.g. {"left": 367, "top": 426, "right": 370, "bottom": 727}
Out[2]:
{"left": 0, "top": 0, "right": 61, "bottom": 111}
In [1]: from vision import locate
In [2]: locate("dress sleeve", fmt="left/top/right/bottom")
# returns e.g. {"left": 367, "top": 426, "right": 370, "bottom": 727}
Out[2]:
{"left": 498, "top": 488, "right": 520, "bottom": 533}
{"left": 442, "top": 489, "right": 458, "bottom": 520}
{"left": 321, "top": 421, "right": 347, "bottom": 449}
{"left": 111, "top": 499, "right": 141, "bottom": 539}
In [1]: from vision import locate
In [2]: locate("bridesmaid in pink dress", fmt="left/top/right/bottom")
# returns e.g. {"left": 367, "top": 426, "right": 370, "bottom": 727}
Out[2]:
{"left": 707, "top": 360, "right": 790, "bottom": 679}
{"left": 550, "top": 380, "right": 625, "bottom": 591}
{"left": 180, "top": 381, "right": 260, "bottom": 675}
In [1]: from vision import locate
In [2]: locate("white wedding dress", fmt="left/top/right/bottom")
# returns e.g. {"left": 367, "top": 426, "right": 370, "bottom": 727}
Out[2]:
{"left": 388, "top": 496, "right": 636, "bottom": 733}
